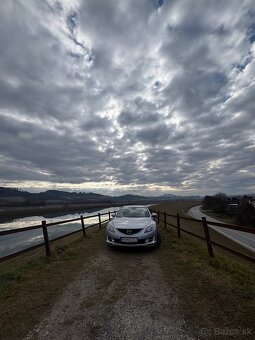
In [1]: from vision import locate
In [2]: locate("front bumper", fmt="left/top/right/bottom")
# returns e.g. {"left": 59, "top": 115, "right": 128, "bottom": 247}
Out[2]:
{"left": 106, "top": 229, "right": 157, "bottom": 247}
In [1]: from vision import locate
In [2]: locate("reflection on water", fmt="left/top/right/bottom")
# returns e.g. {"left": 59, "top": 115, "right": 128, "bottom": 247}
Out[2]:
{"left": 0, "top": 207, "right": 118, "bottom": 231}
{"left": 0, "top": 208, "right": 102, "bottom": 225}
{"left": 0, "top": 207, "right": 119, "bottom": 258}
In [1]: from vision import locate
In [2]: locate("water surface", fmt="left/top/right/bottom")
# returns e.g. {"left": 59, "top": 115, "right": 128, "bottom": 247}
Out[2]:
{"left": 0, "top": 207, "right": 118, "bottom": 258}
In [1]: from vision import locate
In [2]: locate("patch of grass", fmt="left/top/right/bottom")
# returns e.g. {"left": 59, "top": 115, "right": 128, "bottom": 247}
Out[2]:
{"left": 152, "top": 200, "right": 200, "bottom": 216}
{"left": 0, "top": 269, "right": 23, "bottom": 298}
{"left": 154, "top": 201, "right": 255, "bottom": 258}
{"left": 201, "top": 209, "right": 237, "bottom": 225}
{"left": 153, "top": 201, "right": 255, "bottom": 338}
{"left": 0, "top": 227, "right": 105, "bottom": 340}
{"left": 53, "top": 244, "right": 79, "bottom": 260}
{"left": 26, "top": 257, "right": 45, "bottom": 269}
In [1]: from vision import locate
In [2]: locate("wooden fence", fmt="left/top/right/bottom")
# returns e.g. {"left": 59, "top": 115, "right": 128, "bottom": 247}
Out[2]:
{"left": 0, "top": 211, "right": 114, "bottom": 263}
{"left": 154, "top": 210, "right": 255, "bottom": 263}
{"left": 1, "top": 208, "right": 254, "bottom": 264}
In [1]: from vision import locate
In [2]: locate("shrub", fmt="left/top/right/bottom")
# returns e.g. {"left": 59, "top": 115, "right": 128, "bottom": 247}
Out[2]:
{"left": 202, "top": 192, "right": 228, "bottom": 213}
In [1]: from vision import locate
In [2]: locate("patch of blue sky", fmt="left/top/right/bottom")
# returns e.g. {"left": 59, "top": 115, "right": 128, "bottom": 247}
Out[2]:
{"left": 66, "top": 11, "right": 78, "bottom": 35}
{"left": 247, "top": 23, "right": 255, "bottom": 44}
{"left": 152, "top": 0, "right": 164, "bottom": 10}
{"left": 235, "top": 55, "right": 252, "bottom": 72}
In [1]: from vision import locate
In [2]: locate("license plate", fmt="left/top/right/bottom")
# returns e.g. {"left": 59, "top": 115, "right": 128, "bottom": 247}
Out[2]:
{"left": 121, "top": 237, "right": 138, "bottom": 243}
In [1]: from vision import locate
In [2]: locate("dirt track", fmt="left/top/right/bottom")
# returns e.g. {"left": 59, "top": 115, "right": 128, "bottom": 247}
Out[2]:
{"left": 25, "top": 246, "right": 193, "bottom": 340}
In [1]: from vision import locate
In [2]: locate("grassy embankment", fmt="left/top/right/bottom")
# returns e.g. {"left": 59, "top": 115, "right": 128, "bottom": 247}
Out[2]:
{"left": 153, "top": 200, "right": 255, "bottom": 258}
{"left": 153, "top": 201, "right": 255, "bottom": 338}
{"left": 0, "top": 200, "right": 254, "bottom": 339}
{"left": 200, "top": 205, "right": 255, "bottom": 227}
{"left": 200, "top": 208, "right": 237, "bottom": 225}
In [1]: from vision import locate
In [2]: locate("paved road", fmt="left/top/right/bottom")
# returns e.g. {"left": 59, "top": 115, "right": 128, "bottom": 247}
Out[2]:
{"left": 189, "top": 206, "right": 255, "bottom": 253}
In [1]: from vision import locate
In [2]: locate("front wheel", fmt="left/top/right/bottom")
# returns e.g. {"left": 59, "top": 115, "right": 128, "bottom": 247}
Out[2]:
{"left": 155, "top": 230, "right": 161, "bottom": 248}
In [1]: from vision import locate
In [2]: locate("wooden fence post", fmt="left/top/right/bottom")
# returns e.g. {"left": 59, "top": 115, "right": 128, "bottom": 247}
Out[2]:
{"left": 177, "top": 213, "right": 181, "bottom": 237}
{"left": 42, "top": 220, "right": 51, "bottom": 256}
{"left": 164, "top": 212, "right": 166, "bottom": 229}
{"left": 98, "top": 213, "right": 102, "bottom": 229}
{"left": 108, "top": 211, "right": 111, "bottom": 221}
{"left": 158, "top": 211, "right": 160, "bottom": 224}
{"left": 202, "top": 217, "right": 214, "bottom": 257}
{"left": 80, "top": 215, "right": 86, "bottom": 238}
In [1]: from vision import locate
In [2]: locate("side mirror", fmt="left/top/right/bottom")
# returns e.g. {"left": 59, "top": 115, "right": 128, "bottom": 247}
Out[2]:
{"left": 151, "top": 212, "right": 157, "bottom": 220}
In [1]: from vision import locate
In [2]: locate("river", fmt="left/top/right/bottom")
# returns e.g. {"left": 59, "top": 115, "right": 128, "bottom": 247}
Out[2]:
{"left": 0, "top": 206, "right": 119, "bottom": 258}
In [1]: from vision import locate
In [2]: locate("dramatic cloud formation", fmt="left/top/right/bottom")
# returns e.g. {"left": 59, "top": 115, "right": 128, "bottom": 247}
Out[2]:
{"left": 0, "top": 0, "right": 254, "bottom": 195}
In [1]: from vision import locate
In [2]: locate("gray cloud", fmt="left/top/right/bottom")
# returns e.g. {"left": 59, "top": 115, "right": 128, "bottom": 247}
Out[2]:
{"left": 118, "top": 110, "right": 160, "bottom": 126}
{"left": 0, "top": 0, "right": 254, "bottom": 195}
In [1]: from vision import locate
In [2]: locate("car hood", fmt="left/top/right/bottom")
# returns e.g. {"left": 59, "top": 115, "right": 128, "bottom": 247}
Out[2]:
{"left": 112, "top": 217, "right": 153, "bottom": 229}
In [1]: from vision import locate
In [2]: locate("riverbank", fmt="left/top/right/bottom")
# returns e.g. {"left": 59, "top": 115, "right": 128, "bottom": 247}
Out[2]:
{"left": 0, "top": 202, "right": 117, "bottom": 218}
{"left": 0, "top": 201, "right": 160, "bottom": 218}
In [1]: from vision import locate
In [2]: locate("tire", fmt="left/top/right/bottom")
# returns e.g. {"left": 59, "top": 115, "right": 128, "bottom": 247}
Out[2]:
{"left": 155, "top": 230, "right": 161, "bottom": 248}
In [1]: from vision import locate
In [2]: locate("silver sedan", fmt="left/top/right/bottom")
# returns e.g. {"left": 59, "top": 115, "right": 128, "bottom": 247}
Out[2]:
{"left": 106, "top": 205, "right": 161, "bottom": 248}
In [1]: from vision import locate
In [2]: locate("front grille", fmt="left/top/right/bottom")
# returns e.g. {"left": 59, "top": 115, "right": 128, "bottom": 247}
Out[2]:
{"left": 117, "top": 228, "right": 143, "bottom": 235}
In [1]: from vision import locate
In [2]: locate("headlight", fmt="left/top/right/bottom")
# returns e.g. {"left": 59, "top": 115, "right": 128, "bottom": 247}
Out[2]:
{"left": 107, "top": 223, "right": 115, "bottom": 233}
{"left": 145, "top": 224, "right": 156, "bottom": 233}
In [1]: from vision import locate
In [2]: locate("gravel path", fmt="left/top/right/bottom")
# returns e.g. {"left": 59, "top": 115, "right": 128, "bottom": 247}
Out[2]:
{"left": 25, "top": 247, "right": 193, "bottom": 340}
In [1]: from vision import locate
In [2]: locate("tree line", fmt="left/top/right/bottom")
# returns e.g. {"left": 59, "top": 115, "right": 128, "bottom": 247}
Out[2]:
{"left": 202, "top": 193, "right": 255, "bottom": 227}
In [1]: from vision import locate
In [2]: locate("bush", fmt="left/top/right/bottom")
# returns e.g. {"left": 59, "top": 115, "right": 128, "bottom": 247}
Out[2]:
{"left": 236, "top": 200, "right": 255, "bottom": 226}
{"left": 202, "top": 193, "right": 228, "bottom": 213}
{"left": 213, "top": 193, "right": 228, "bottom": 213}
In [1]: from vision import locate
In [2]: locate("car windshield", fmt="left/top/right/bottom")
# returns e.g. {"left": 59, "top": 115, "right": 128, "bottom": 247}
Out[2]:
{"left": 116, "top": 207, "right": 150, "bottom": 218}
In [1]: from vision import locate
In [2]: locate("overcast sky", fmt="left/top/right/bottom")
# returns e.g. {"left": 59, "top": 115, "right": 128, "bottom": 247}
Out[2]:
{"left": 0, "top": 0, "right": 254, "bottom": 196}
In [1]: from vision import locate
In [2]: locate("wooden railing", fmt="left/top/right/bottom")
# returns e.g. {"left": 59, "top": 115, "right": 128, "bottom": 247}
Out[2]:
{"left": 0, "top": 211, "right": 114, "bottom": 263}
{"left": 1, "top": 209, "right": 254, "bottom": 264}
{"left": 154, "top": 210, "right": 255, "bottom": 263}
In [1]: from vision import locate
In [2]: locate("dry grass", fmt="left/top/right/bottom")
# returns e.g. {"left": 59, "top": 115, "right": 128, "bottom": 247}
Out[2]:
{"left": 153, "top": 201, "right": 255, "bottom": 338}
{"left": 0, "top": 227, "right": 104, "bottom": 340}
{"left": 156, "top": 225, "right": 255, "bottom": 338}
{"left": 153, "top": 200, "right": 255, "bottom": 258}
{"left": 201, "top": 209, "right": 237, "bottom": 225}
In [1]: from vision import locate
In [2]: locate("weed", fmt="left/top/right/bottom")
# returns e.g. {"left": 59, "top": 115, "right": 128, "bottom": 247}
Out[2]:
{"left": 55, "top": 244, "right": 70, "bottom": 254}
{"left": 0, "top": 269, "right": 23, "bottom": 297}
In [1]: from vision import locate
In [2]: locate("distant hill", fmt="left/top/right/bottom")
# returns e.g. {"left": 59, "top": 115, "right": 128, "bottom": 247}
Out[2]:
{"left": 158, "top": 194, "right": 177, "bottom": 199}
{"left": 112, "top": 194, "right": 154, "bottom": 202}
{"left": 158, "top": 193, "right": 201, "bottom": 200}
{"left": 0, "top": 187, "right": 201, "bottom": 207}
{"left": 0, "top": 187, "right": 112, "bottom": 205}
{"left": 0, "top": 187, "right": 31, "bottom": 198}
{"left": 32, "top": 190, "right": 111, "bottom": 202}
